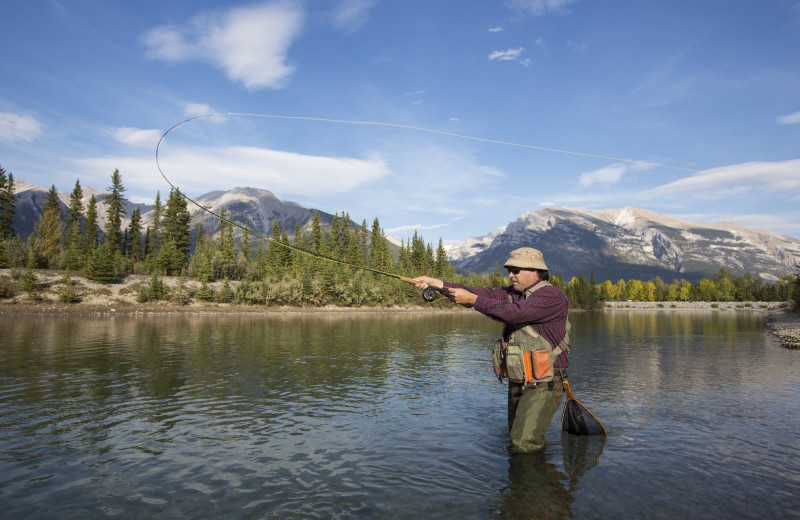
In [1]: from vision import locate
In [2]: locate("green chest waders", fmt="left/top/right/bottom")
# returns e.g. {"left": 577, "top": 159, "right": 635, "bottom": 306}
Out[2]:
{"left": 498, "top": 282, "right": 570, "bottom": 453}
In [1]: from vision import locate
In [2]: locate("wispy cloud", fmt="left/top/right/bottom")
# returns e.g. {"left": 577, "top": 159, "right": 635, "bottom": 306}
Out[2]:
{"left": 579, "top": 161, "right": 653, "bottom": 187}
{"left": 0, "top": 112, "right": 44, "bottom": 143}
{"left": 777, "top": 110, "right": 800, "bottom": 124}
{"left": 489, "top": 47, "right": 531, "bottom": 66}
{"left": 184, "top": 103, "right": 214, "bottom": 117}
{"left": 489, "top": 26, "right": 503, "bottom": 32}
{"left": 505, "top": 0, "right": 581, "bottom": 16}
{"left": 385, "top": 222, "right": 449, "bottom": 234}
{"left": 112, "top": 127, "right": 163, "bottom": 148}
{"left": 77, "top": 145, "right": 391, "bottom": 198}
{"left": 141, "top": 2, "right": 304, "bottom": 90}
{"left": 641, "top": 159, "right": 800, "bottom": 198}
{"left": 329, "top": 0, "right": 376, "bottom": 33}
{"left": 578, "top": 163, "right": 628, "bottom": 187}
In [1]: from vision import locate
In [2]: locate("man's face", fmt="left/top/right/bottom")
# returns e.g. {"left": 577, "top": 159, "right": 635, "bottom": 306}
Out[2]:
{"left": 507, "top": 267, "right": 539, "bottom": 292}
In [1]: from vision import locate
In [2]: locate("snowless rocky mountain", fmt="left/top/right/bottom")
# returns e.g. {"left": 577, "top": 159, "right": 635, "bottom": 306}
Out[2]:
{"left": 447, "top": 207, "right": 800, "bottom": 283}
{"left": 10, "top": 181, "right": 800, "bottom": 283}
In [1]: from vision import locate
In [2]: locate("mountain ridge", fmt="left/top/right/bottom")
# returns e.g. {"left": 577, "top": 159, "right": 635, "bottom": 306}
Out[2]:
{"left": 9, "top": 181, "right": 799, "bottom": 283}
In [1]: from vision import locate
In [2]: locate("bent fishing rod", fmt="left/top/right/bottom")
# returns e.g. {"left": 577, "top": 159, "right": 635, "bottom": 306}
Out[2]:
{"left": 155, "top": 115, "right": 442, "bottom": 302}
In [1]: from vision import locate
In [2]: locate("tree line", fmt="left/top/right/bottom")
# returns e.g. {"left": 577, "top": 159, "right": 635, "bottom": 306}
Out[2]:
{"left": 1, "top": 166, "right": 798, "bottom": 309}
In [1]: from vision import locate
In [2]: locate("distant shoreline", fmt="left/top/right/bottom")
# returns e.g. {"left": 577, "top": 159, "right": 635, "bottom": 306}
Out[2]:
{"left": 1, "top": 268, "right": 797, "bottom": 348}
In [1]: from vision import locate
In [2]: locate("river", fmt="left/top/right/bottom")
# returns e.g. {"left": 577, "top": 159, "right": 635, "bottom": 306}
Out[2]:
{"left": 1, "top": 310, "right": 798, "bottom": 519}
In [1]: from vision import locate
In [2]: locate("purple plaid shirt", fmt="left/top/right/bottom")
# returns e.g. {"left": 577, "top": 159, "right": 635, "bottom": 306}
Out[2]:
{"left": 443, "top": 281, "right": 570, "bottom": 368}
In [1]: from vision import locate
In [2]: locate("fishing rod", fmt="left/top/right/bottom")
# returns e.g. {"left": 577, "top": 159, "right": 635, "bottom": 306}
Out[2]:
{"left": 155, "top": 115, "right": 442, "bottom": 302}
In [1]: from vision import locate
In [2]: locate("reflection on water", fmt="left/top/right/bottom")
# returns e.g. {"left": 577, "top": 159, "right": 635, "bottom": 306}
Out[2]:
{"left": 1, "top": 311, "right": 798, "bottom": 519}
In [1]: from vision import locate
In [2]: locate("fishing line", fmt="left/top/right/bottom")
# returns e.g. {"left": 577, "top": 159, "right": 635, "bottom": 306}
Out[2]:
{"left": 155, "top": 114, "right": 442, "bottom": 301}
{"left": 157, "top": 112, "right": 699, "bottom": 173}
{"left": 155, "top": 112, "right": 696, "bottom": 301}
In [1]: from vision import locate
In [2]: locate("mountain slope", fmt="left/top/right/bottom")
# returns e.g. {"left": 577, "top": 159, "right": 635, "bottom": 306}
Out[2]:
{"left": 447, "top": 207, "right": 800, "bottom": 283}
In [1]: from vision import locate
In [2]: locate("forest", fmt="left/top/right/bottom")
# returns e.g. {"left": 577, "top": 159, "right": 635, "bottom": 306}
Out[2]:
{"left": 1, "top": 166, "right": 799, "bottom": 309}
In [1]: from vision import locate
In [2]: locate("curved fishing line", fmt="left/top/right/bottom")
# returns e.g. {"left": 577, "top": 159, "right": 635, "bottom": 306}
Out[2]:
{"left": 158, "top": 112, "right": 699, "bottom": 173}
{"left": 155, "top": 112, "right": 696, "bottom": 296}
{"left": 155, "top": 115, "right": 428, "bottom": 291}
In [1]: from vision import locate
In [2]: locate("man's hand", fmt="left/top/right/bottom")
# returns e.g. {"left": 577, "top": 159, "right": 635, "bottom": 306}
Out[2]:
{"left": 443, "top": 287, "right": 478, "bottom": 308}
{"left": 412, "top": 276, "right": 443, "bottom": 289}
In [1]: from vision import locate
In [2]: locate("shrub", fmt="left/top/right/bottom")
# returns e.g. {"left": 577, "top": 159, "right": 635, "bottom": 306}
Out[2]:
{"left": 58, "top": 276, "right": 81, "bottom": 303}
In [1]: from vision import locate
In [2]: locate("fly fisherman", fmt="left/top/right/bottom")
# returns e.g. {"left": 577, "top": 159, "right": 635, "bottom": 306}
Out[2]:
{"left": 413, "top": 247, "right": 570, "bottom": 453}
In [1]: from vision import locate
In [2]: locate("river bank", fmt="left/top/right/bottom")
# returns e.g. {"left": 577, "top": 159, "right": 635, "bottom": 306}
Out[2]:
{"left": 1, "top": 268, "right": 797, "bottom": 348}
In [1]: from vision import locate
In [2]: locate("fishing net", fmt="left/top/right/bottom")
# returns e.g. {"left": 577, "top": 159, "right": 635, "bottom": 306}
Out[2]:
{"left": 561, "top": 379, "right": 606, "bottom": 436}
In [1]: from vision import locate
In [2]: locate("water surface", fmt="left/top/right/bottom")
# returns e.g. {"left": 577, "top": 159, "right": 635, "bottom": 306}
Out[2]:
{"left": 1, "top": 310, "right": 798, "bottom": 519}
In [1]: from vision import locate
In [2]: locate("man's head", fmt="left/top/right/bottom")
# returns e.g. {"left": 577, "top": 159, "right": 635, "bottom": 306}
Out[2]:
{"left": 504, "top": 247, "right": 549, "bottom": 291}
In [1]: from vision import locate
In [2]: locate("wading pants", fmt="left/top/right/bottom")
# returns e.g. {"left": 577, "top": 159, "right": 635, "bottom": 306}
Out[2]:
{"left": 507, "top": 374, "right": 565, "bottom": 453}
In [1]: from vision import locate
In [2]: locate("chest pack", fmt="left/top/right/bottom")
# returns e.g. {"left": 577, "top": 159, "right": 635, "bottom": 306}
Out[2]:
{"left": 491, "top": 281, "right": 571, "bottom": 384}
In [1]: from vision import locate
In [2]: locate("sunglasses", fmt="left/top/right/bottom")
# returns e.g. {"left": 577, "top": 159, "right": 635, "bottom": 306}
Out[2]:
{"left": 507, "top": 267, "right": 527, "bottom": 275}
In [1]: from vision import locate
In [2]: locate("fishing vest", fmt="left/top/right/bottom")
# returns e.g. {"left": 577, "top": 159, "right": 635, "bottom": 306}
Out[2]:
{"left": 491, "top": 281, "right": 571, "bottom": 385}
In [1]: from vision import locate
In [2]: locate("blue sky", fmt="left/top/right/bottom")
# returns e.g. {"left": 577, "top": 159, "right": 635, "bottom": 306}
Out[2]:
{"left": 2, "top": 0, "right": 800, "bottom": 244}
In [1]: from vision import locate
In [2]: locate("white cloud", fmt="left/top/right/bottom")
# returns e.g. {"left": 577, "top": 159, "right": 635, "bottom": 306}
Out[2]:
{"left": 777, "top": 110, "right": 800, "bottom": 124}
{"left": 579, "top": 163, "right": 628, "bottom": 187}
{"left": 77, "top": 145, "right": 391, "bottom": 199}
{"left": 489, "top": 26, "right": 503, "bottom": 32}
{"left": 385, "top": 223, "right": 449, "bottom": 234}
{"left": 142, "top": 2, "right": 304, "bottom": 90}
{"left": 0, "top": 112, "right": 44, "bottom": 143}
{"left": 488, "top": 47, "right": 531, "bottom": 66}
{"left": 112, "top": 127, "right": 163, "bottom": 148}
{"left": 641, "top": 159, "right": 800, "bottom": 197}
{"left": 505, "top": 0, "right": 581, "bottom": 16}
{"left": 329, "top": 0, "right": 375, "bottom": 33}
{"left": 184, "top": 103, "right": 214, "bottom": 117}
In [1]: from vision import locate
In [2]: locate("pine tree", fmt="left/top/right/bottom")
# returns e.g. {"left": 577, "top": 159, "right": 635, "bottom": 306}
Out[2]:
{"left": 63, "top": 180, "right": 85, "bottom": 270}
{"left": 0, "top": 168, "right": 17, "bottom": 239}
{"left": 161, "top": 188, "right": 191, "bottom": 270}
{"left": 241, "top": 222, "right": 253, "bottom": 261}
{"left": 310, "top": 210, "right": 323, "bottom": 254}
{"left": 103, "top": 169, "right": 126, "bottom": 252}
{"left": 31, "top": 185, "right": 65, "bottom": 268}
{"left": 83, "top": 194, "right": 100, "bottom": 253}
{"left": 127, "top": 207, "right": 143, "bottom": 262}
{"left": 150, "top": 191, "right": 163, "bottom": 254}
{"left": 328, "top": 213, "right": 341, "bottom": 260}
{"left": 265, "top": 219, "right": 283, "bottom": 279}
{"left": 85, "top": 242, "right": 118, "bottom": 283}
{"left": 434, "top": 238, "right": 452, "bottom": 279}
{"left": 368, "top": 217, "right": 392, "bottom": 273}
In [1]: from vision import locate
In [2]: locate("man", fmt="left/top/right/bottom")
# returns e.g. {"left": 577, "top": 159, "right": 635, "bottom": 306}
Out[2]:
{"left": 413, "top": 247, "right": 569, "bottom": 453}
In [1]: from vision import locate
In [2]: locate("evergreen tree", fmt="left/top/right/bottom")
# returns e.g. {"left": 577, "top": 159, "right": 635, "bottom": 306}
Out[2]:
{"left": 31, "top": 185, "right": 65, "bottom": 268}
{"left": 83, "top": 194, "right": 100, "bottom": 253}
{"left": 65, "top": 179, "right": 84, "bottom": 235}
{"left": 103, "top": 169, "right": 126, "bottom": 252}
{"left": 368, "top": 217, "right": 392, "bottom": 273}
{"left": 127, "top": 207, "right": 143, "bottom": 262}
{"left": 433, "top": 238, "right": 452, "bottom": 279}
{"left": 0, "top": 168, "right": 17, "bottom": 239}
{"left": 310, "top": 210, "right": 323, "bottom": 253}
{"left": 85, "top": 242, "right": 118, "bottom": 283}
{"left": 149, "top": 191, "right": 163, "bottom": 254}
{"left": 161, "top": 188, "right": 192, "bottom": 269}
{"left": 328, "top": 213, "right": 341, "bottom": 260}
{"left": 241, "top": 222, "right": 253, "bottom": 261}
{"left": 218, "top": 208, "right": 235, "bottom": 263}
{"left": 63, "top": 180, "right": 85, "bottom": 270}
{"left": 265, "top": 219, "right": 283, "bottom": 278}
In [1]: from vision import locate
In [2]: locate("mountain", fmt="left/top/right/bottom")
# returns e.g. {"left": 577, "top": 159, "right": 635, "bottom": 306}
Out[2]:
{"left": 142, "top": 186, "right": 336, "bottom": 239}
{"left": 9, "top": 181, "right": 333, "bottom": 243}
{"left": 447, "top": 207, "right": 800, "bottom": 283}
{"left": 10, "top": 181, "right": 800, "bottom": 283}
